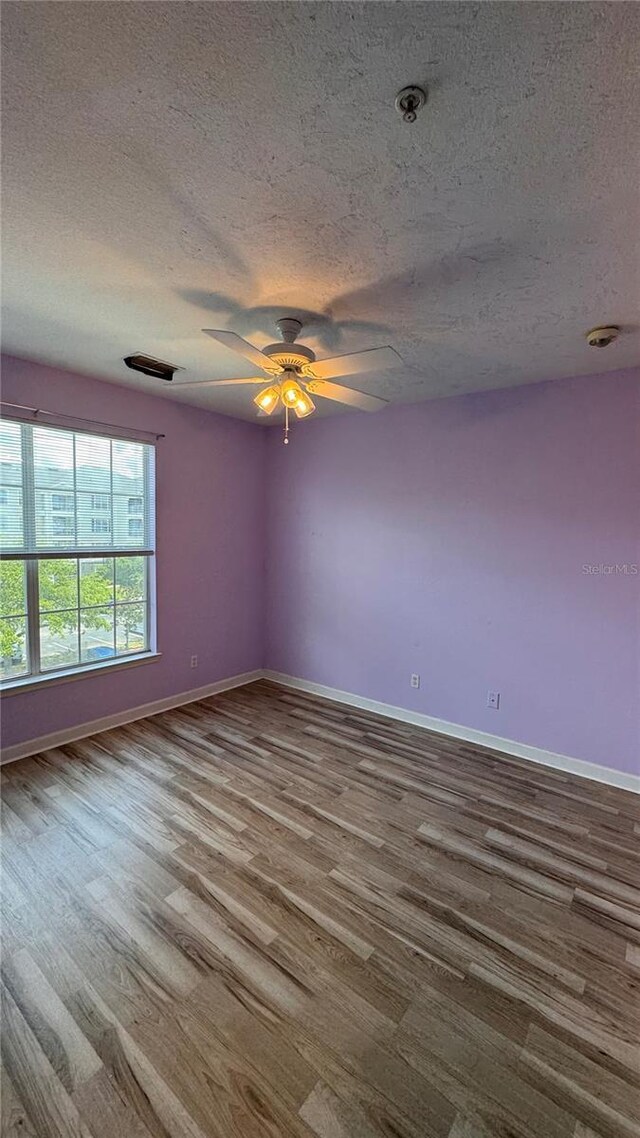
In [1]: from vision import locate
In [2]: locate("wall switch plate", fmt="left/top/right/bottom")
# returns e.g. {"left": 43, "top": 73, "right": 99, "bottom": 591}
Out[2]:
{"left": 190, "top": 655, "right": 198, "bottom": 668}
{"left": 411, "top": 674, "right": 420, "bottom": 689}
{"left": 486, "top": 690, "right": 500, "bottom": 709}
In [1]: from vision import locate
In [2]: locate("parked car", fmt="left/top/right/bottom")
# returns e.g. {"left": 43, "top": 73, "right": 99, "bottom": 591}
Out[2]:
{"left": 86, "top": 645, "right": 115, "bottom": 661}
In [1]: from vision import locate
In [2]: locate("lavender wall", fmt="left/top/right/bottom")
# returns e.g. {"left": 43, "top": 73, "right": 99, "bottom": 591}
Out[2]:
{"left": 265, "top": 369, "right": 640, "bottom": 774}
{"left": 3, "top": 356, "right": 638, "bottom": 773}
{"left": 1, "top": 355, "right": 266, "bottom": 749}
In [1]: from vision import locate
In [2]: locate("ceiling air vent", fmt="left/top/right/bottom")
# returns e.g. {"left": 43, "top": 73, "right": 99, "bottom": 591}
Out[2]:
{"left": 124, "top": 353, "right": 182, "bottom": 381}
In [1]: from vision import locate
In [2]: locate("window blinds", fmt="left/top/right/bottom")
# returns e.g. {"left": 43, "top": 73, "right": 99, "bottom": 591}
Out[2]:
{"left": 0, "top": 420, "right": 156, "bottom": 558}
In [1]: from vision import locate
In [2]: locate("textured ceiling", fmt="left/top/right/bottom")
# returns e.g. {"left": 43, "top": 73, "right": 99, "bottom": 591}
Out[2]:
{"left": 2, "top": 2, "right": 639, "bottom": 422}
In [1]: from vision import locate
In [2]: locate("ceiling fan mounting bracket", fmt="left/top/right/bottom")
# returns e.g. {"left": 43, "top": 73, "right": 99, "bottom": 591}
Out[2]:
{"left": 276, "top": 317, "right": 303, "bottom": 343}
{"left": 259, "top": 316, "right": 317, "bottom": 370}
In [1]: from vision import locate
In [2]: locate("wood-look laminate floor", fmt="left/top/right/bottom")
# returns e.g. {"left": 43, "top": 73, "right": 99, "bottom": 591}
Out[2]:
{"left": 1, "top": 680, "right": 639, "bottom": 1138}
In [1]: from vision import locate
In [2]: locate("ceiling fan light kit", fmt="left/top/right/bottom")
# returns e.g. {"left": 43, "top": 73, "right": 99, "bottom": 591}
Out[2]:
{"left": 174, "top": 317, "right": 399, "bottom": 445}
{"left": 254, "top": 385, "right": 280, "bottom": 415}
{"left": 253, "top": 378, "right": 315, "bottom": 417}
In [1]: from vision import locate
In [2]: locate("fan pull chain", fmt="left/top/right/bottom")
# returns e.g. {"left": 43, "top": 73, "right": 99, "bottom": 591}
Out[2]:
{"left": 283, "top": 404, "right": 290, "bottom": 445}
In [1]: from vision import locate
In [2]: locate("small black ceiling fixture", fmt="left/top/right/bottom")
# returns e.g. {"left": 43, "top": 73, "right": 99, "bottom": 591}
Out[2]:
{"left": 395, "top": 85, "right": 427, "bottom": 123}
{"left": 124, "top": 353, "right": 182, "bottom": 381}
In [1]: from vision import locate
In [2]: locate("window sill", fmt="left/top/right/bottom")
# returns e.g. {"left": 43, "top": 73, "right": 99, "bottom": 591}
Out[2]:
{"left": 0, "top": 652, "right": 162, "bottom": 696}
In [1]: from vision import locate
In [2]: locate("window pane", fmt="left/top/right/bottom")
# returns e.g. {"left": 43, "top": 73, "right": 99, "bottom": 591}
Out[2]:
{"left": 115, "top": 556, "right": 145, "bottom": 602}
{"left": 35, "top": 486, "right": 76, "bottom": 548}
{"left": 81, "top": 607, "right": 115, "bottom": 663}
{"left": 75, "top": 434, "right": 111, "bottom": 492}
{"left": 33, "top": 427, "right": 74, "bottom": 490}
{"left": 1, "top": 422, "right": 24, "bottom": 549}
{"left": 0, "top": 486, "right": 23, "bottom": 548}
{"left": 40, "top": 610, "right": 79, "bottom": 671}
{"left": 0, "top": 617, "right": 28, "bottom": 680}
{"left": 116, "top": 603, "right": 146, "bottom": 654}
{"left": 0, "top": 421, "right": 23, "bottom": 485}
{"left": 39, "top": 559, "right": 78, "bottom": 613}
{"left": 112, "top": 440, "right": 144, "bottom": 494}
{"left": 113, "top": 495, "right": 145, "bottom": 547}
{"left": 52, "top": 516, "right": 75, "bottom": 537}
{"left": 0, "top": 561, "right": 27, "bottom": 618}
{"left": 76, "top": 491, "right": 112, "bottom": 548}
{"left": 79, "top": 558, "right": 114, "bottom": 607}
{"left": 51, "top": 493, "right": 75, "bottom": 511}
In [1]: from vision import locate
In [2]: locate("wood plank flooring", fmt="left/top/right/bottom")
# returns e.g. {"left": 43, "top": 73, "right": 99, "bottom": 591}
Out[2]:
{"left": 1, "top": 679, "right": 639, "bottom": 1138}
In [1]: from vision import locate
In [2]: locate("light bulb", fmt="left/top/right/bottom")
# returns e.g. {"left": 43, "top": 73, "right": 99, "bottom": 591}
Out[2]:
{"left": 253, "top": 385, "right": 279, "bottom": 414}
{"left": 280, "top": 377, "right": 302, "bottom": 407}
{"left": 293, "top": 390, "right": 315, "bottom": 418}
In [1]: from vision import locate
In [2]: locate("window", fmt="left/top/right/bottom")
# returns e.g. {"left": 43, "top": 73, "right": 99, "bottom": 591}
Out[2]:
{"left": 0, "top": 420, "right": 155, "bottom": 684}
{"left": 128, "top": 496, "right": 143, "bottom": 514}
{"left": 52, "top": 493, "right": 74, "bottom": 511}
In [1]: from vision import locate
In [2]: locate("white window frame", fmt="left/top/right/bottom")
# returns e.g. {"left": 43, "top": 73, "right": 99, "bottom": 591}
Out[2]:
{"left": 0, "top": 419, "right": 157, "bottom": 690}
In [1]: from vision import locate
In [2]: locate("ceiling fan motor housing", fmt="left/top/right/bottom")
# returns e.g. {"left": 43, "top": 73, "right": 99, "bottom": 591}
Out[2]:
{"left": 261, "top": 341, "right": 316, "bottom": 370}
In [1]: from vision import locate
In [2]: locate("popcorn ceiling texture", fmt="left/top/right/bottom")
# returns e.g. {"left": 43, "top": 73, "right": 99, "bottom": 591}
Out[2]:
{"left": 2, "top": 2, "right": 639, "bottom": 421}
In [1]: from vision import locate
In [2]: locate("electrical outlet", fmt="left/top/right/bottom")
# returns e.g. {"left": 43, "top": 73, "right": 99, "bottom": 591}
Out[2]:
{"left": 190, "top": 655, "right": 198, "bottom": 668}
{"left": 486, "top": 690, "right": 500, "bottom": 710}
{"left": 411, "top": 674, "right": 420, "bottom": 689}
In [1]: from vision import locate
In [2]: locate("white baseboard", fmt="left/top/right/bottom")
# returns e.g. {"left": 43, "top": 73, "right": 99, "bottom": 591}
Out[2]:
{"left": 4, "top": 666, "right": 637, "bottom": 795}
{"left": 264, "top": 670, "right": 640, "bottom": 795}
{"left": 0, "top": 670, "right": 263, "bottom": 765}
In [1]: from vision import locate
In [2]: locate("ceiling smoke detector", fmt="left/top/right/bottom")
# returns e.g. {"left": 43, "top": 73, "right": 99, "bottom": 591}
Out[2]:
{"left": 586, "top": 326, "right": 620, "bottom": 348}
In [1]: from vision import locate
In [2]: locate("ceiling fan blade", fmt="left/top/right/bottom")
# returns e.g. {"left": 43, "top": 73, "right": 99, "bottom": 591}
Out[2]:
{"left": 306, "top": 345, "right": 402, "bottom": 381}
{"left": 305, "top": 379, "right": 388, "bottom": 412}
{"left": 173, "top": 377, "right": 270, "bottom": 388}
{"left": 202, "top": 329, "right": 281, "bottom": 373}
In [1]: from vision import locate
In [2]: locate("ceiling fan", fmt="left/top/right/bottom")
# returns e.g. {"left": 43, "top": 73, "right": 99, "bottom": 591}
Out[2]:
{"left": 175, "top": 318, "right": 401, "bottom": 440}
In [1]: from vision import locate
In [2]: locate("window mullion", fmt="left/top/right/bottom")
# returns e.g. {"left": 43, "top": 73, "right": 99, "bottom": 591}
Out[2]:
{"left": 21, "top": 424, "right": 36, "bottom": 550}
{"left": 25, "top": 559, "right": 41, "bottom": 676}
{"left": 72, "top": 433, "right": 78, "bottom": 547}
{"left": 76, "top": 556, "right": 81, "bottom": 666}
{"left": 111, "top": 554, "right": 116, "bottom": 655}
{"left": 21, "top": 426, "right": 40, "bottom": 676}
{"left": 109, "top": 439, "right": 114, "bottom": 550}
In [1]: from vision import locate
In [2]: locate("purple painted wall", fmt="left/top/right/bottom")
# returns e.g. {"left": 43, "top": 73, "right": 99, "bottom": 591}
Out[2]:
{"left": 2, "top": 356, "right": 638, "bottom": 773}
{"left": 1, "top": 355, "right": 266, "bottom": 749}
{"left": 265, "top": 369, "right": 640, "bottom": 774}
